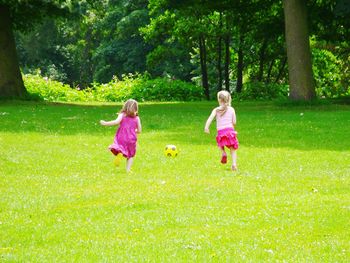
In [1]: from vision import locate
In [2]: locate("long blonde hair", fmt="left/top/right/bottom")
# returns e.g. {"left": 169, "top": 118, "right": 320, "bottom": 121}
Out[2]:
{"left": 120, "top": 99, "right": 138, "bottom": 117}
{"left": 217, "top": 90, "right": 231, "bottom": 116}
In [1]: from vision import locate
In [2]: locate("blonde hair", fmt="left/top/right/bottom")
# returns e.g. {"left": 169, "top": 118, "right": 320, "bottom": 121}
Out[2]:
{"left": 120, "top": 99, "right": 138, "bottom": 117}
{"left": 217, "top": 90, "right": 231, "bottom": 116}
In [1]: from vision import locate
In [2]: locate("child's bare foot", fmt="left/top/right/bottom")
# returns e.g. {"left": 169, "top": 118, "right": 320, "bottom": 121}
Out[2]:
{"left": 231, "top": 165, "right": 237, "bottom": 171}
{"left": 221, "top": 153, "right": 227, "bottom": 164}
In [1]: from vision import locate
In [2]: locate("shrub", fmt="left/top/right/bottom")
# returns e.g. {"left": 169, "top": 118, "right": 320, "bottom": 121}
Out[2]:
{"left": 24, "top": 74, "right": 91, "bottom": 102}
{"left": 312, "top": 48, "right": 348, "bottom": 98}
{"left": 132, "top": 78, "right": 204, "bottom": 101}
{"left": 23, "top": 73, "right": 204, "bottom": 102}
{"left": 91, "top": 76, "right": 137, "bottom": 102}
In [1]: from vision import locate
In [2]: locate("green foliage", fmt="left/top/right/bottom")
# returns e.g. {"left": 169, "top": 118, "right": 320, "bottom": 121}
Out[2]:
{"left": 10, "top": 0, "right": 350, "bottom": 101}
{"left": 94, "top": 74, "right": 204, "bottom": 102}
{"left": 23, "top": 73, "right": 204, "bottom": 102}
{"left": 140, "top": 8, "right": 194, "bottom": 80}
{"left": 1, "top": 0, "right": 70, "bottom": 31}
{"left": 23, "top": 74, "right": 93, "bottom": 102}
{"left": 312, "top": 48, "right": 348, "bottom": 98}
{"left": 92, "top": 2, "right": 151, "bottom": 83}
{"left": 15, "top": 0, "right": 152, "bottom": 86}
{"left": 132, "top": 77, "right": 204, "bottom": 101}
{"left": 91, "top": 74, "right": 142, "bottom": 102}
{"left": 234, "top": 82, "right": 288, "bottom": 100}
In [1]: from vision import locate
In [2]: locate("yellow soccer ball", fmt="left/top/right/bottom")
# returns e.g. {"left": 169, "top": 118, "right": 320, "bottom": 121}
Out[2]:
{"left": 164, "top": 145, "right": 178, "bottom": 157}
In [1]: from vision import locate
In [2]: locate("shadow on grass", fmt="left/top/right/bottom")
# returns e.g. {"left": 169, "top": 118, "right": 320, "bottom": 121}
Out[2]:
{"left": 1, "top": 100, "right": 349, "bottom": 151}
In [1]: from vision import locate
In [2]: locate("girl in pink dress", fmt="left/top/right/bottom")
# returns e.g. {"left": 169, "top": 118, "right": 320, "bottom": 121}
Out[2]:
{"left": 204, "top": 90, "right": 239, "bottom": 171}
{"left": 100, "top": 99, "right": 142, "bottom": 172}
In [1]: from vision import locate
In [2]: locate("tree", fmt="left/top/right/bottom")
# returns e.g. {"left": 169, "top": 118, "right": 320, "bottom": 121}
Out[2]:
{"left": 283, "top": 0, "right": 315, "bottom": 100}
{"left": 144, "top": 0, "right": 213, "bottom": 99}
{"left": 309, "top": 0, "right": 350, "bottom": 97}
{"left": 16, "top": 19, "right": 71, "bottom": 84}
{"left": 0, "top": 0, "right": 69, "bottom": 98}
{"left": 0, "top": 5, "right": 25, "bottom": 97}
{"left": 92, "top": 0, "right": 152, "bottom": 83}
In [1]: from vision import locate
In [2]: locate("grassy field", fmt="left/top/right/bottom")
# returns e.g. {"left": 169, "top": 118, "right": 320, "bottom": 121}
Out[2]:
{"left": 1, "top": 100, "right": 349, "bottom": 262}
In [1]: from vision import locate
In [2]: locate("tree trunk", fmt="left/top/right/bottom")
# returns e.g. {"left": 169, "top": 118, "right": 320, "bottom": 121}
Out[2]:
{"left": 266, "top": 59, "right": 275, "bottom": 83}
{"left": 258, "top": 39, "right": 267, "bottom": 82}
{"left": 283, "top": 0, "right": 315, "bottom": 100}
{"left": 224, "top": 35, "right": 230, "bottom": 92}
{"left": 199, "top": 35, "right": 209, "bottom": 100}
{"left": 217, "top": 37, "right": 223, "bottom": 92}
{"left": 0, "top": 5, "right": 27, "bottom": 98}
{"left": 224, "top": 16, "right": 230, "bottom": 91}
{"left": 80, "top": 26, "right": 93, "bottom": 89}
{"left": 236, "top": 33, "right": 244, "bottom": 93}
{"left": 217, "top": 12, "right": 223, "bottom": 92}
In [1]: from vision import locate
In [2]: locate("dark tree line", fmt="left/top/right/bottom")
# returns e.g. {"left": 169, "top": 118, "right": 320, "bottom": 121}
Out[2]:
{"left": 0, "top": 0, "right": 349, "bottom": 100}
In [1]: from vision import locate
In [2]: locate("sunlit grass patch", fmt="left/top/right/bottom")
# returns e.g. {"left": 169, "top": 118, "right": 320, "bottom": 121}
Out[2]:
{"left": 0, "top": 100, "right": 349, "bottom": 261}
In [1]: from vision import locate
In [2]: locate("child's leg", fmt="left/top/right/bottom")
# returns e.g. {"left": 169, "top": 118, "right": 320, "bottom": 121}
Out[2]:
{"left": 126, "top": 157, "right": 134, "bottom": 172}
{"left": 219, "top": 146, "right": 227, "bottom": 164}
{"left": 229, "top": 147, "right": 237, "bottom": 170}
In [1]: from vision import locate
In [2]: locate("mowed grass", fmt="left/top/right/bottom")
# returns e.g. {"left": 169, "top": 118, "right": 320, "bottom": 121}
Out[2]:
{"left": 0, "top": 100, "right": 349, "bottom": 262}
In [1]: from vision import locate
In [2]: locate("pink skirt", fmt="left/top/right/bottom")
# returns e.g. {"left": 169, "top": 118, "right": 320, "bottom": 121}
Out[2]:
{"left": 109, "top": 142, "right": 136, "bottom": 159}
{"left": 216, "top": 127, "right": 239, "bottom": 149}
{"left": 109, "top": 128, "right": 137, "bottom": 158}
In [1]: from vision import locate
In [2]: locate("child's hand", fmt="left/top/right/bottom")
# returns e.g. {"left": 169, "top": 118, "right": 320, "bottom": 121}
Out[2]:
{"left": 204, "top": 128, "right": 210, "bottom": 134}
{"left": 100, "top": 120, "right": 106, "bottom": 126}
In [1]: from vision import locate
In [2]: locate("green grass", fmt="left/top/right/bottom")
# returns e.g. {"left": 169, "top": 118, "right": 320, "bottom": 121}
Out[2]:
{"left": 1, "top": 100, "right": 349, "bottom": 262}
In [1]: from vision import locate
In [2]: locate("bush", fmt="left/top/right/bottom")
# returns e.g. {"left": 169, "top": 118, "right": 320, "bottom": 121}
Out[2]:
{"left": 23, "top": 73, "right": 204, "bottom": 102}
{"left": 234, "top": 82, "right": 288, "bottom": 100}
{"left": 91, "top": 75, "right": 139, "bottom": 102}
{"left": 312, "top": 48, "right": 348, "bottom": 98}
{"left": 24, "top": 74, "right": 92, "bottom": 102}
{"left": 132, "top": 78, "right": 204, "bottom": 101}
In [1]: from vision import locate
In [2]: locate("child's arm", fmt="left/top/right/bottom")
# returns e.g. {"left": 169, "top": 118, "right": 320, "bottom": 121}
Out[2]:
{"left": 136, "top": 117, "right": 142, "bottom": 133}
{"left": 204, "top": 108, "right": 217, "bottom": 133}
{"left": 232, "top": 107, "right": 237, "bottom": 127}
{"left": 100, "top": 113, "right": 123, "bottom": 126}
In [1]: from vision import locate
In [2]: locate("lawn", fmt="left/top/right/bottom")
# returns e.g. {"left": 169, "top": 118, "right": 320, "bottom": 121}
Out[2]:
{"left": 0, "top": 100, "right": 349, "bottom": 262}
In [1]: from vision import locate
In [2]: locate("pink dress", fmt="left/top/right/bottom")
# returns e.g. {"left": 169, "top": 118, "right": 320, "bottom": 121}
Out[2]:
{"left": 109, "top": 114, "right": 139, "bottom": 158}
{"left": 215, "top": 107, "right": 239, "bottom": 150}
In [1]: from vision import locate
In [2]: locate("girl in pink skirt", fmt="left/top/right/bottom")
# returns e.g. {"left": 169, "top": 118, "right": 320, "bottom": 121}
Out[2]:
{"left": 100, "top": 99, "right": 142, "bottom": 172}
{"left": 204, "top": 90, "right": 239, "bottom": 171}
